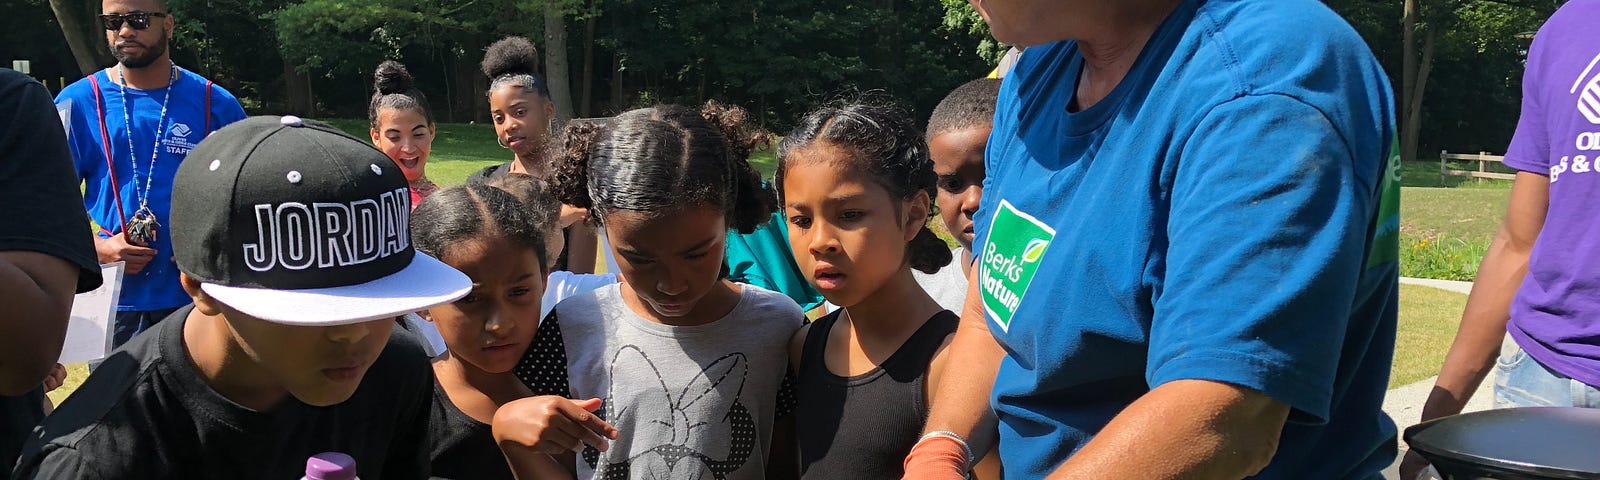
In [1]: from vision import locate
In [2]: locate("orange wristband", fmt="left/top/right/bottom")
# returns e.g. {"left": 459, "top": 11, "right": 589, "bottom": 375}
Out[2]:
{"left": 902, "top": 435, "right": 970, "bottom": 479}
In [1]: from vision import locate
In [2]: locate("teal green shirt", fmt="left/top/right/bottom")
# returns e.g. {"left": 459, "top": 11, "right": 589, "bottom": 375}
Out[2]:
{"left": 725, "top": 211, "right": 824, "bottom": 312}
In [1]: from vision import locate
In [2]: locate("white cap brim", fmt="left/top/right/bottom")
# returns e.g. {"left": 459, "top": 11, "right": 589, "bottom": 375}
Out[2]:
{"left": 201, "top": 252, "right": 471, "bottom": 326}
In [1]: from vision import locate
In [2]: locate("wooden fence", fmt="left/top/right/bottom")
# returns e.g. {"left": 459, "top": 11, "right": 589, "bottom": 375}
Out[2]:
{"left": 1440, "top": 150, "right": 1517, "bottom": 183}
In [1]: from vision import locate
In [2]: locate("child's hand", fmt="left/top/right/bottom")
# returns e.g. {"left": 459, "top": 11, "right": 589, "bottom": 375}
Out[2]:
{"left": 493, "top": 396, "right": 619, "bottom": 454}
{"left": 559, "top": 204, "right": 588, "bottom": 228}
{"left": 42, "top": 363, "right": 67, "bottom": 392}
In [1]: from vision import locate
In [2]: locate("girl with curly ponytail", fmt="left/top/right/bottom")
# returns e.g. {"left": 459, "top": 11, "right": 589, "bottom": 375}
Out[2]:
{"left": 491, "top": 100, "right": 804, "bottom": 480}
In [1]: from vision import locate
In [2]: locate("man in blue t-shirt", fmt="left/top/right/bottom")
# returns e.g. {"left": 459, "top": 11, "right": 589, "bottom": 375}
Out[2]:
{"left": 905, "top": 0, "right": 1400, "bottom": 478}
{"left": 56, "top": 0, "right": 246, "bottom": 347}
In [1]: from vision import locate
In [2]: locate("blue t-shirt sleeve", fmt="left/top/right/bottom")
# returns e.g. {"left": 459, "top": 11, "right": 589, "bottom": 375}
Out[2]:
{"left": 210, "top": 85, "right": 247, "bottom": 130}
{"left": 55, "top": 85, "right": 98, "bottom": 182}
{"left": 1147, "top": 94, "right": 1376, "bottom": 423}
{"left": 972, "top": 69, "right": 1026, "bottom": 263}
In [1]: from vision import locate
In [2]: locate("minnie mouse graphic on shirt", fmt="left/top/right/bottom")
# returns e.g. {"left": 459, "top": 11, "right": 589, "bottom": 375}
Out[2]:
{"left": 582, "top": 347, "right": 759, "bottom": 480}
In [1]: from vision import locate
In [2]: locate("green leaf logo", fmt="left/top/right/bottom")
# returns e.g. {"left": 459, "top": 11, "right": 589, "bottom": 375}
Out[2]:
{"left": 1022, "top": 238, "right": 1049, "bottom": 263}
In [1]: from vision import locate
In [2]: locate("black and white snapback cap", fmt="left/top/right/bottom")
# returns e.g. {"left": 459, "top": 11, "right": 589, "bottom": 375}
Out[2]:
{"left": 171, "top": 115, "right": 470, "bottom": 325}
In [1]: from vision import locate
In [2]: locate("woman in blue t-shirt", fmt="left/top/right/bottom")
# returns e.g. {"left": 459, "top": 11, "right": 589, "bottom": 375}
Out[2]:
{"left": 906, "top": 1, "right": 1401, "bottom": 478}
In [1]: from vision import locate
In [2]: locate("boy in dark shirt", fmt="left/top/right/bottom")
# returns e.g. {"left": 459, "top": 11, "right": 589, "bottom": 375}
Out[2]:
{"left": 12, "top": 116, "right": 472, "bottom": 479}
{"left": 0, "top": 68, "right": 104, "bottom": 476}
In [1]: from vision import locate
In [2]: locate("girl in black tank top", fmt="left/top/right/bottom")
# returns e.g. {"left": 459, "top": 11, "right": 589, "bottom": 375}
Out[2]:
{"left": 776, "top": 98, "right": 964, "bottom": 479}
{"left": 795, "top": 310, "right": 958, "bottom": 478}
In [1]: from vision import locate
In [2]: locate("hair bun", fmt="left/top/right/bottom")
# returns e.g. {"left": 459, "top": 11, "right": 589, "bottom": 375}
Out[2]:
{"left": 552, "top": 120, "right": 606, "bottom": 211}
{"left": 909, "top": 227, "right": 954, "bottom": 274}
{"left": 481, "top": 36, "right": 541, "bottom": 79}
{"left": 696, "top": 101, "right": 777, "bottom": 233}
{"left": 699, "top": 100, "right": 766, "bottom": 164}
{"left": 373, "top": 60, "right": 415, "bottom": 95}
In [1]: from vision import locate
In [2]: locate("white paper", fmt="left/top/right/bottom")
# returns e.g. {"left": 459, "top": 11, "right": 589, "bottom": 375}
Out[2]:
{"left": 60, "top": 262, "right": 124, "bottom": 364}
{"left": 56, "top": 99, "right": 72, "bottom": 138}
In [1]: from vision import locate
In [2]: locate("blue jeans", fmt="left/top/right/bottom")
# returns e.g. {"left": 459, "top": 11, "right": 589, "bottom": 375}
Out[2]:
{"left": 111, "top": 307, "right": 180, "bottom": 348}
{"left": 1494, "top": 344, "right": 1600, "bottom": 409}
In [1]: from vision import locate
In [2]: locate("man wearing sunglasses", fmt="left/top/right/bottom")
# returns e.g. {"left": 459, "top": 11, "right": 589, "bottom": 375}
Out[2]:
{"left": 54, "top": 0, "right": 247, "bottom": 351}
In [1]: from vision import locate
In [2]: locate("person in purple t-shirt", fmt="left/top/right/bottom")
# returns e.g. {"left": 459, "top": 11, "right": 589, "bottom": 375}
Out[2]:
{"left": 1402, "top": 1, "right": 1600, "bottom": 477}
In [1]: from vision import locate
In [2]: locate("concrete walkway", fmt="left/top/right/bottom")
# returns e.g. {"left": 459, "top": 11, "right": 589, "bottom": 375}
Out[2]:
{"left": 1398, "top": 277, "right": 1473, "bottom": 294}
{"left": 1380, "top": 277, "right": 1502, "bottom": 479}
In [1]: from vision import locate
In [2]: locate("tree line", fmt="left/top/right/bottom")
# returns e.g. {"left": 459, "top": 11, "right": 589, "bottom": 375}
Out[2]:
{"left": 2, "top": 0, "right": 1568, "bottom": 158}
{"left": 10, "top": 0, "right": 998, "bottom": 131}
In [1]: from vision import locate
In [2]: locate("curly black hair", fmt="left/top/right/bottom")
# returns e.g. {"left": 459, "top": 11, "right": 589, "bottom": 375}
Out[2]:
{"left": 551, "top": 101, "right": 774, "bottom": 234}
{"left": 481, "top": 36, "right": 551, "bottom": 99}
{"left": 484, "top": 173, "right": 560, "bottom": 245}
{"left": 777, "top": 95, "right": 952, "bottom": 274}
{"left": 411, "top": 182, "right": 549, "bottom": 269}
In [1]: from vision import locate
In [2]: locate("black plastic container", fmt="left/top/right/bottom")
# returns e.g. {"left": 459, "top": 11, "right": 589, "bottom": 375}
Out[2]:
{"left": 1404, "top": 407, "right": 1600, "bottom": 480}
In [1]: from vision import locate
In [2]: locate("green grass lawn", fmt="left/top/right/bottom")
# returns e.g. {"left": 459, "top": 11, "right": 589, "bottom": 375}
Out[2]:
{"left": 323, "top": 119, "right": 781, "bottom": 186}
{"left": 1394, "top": 157, "right": 1518, "bottom": 281}
{"left": 1401, "top": 187, "right": 1511, "bottom": 242}
{"left": 749, "top": 144, "right": 778, "bottom": 179}
{"left": 1400, "top": 159, "right": 1516, "bottom": 189}
{"left": 1399, "top": 186, "right": 1511, "bottom": 281}
{"left": 1392, "top": 284, "right": 1468, "bottom": 388}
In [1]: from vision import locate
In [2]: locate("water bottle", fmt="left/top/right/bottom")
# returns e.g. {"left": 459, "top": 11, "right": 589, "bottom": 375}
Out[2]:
{"left": 301, "top": 452, "right": 358, "bottom": 480}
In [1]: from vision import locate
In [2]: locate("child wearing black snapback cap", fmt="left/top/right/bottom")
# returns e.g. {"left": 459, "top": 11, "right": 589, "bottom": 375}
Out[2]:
{"left": 12, "top": 115, "right": 472, "bottom": 480}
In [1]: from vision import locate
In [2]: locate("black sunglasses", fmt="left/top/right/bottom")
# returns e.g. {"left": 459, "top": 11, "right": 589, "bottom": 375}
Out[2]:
{"left": 100, "top": 12, "right": 168, "bottom": 31}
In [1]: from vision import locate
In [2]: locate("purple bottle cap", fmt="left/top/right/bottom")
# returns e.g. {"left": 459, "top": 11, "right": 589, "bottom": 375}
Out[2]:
{"left": 305, "top": 452, "right": 357, "bottom": 480}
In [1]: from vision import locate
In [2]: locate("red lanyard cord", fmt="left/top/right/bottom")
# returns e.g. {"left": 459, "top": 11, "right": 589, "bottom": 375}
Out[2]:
{"left": 84, "top": 71, "right": 215, "bottom": 237}
{"left": 87, "top": 72, "right": 131, "bottom": 236}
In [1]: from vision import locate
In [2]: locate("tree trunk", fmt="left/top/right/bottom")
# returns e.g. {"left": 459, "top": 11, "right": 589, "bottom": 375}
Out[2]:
{"left": 756, "top": 94, "right": 766, "bottom": 126}
{"left": 544, "top": 2, "right": 576, "bottom": 127}
{"left": 1401, "top": 0, "right": 1416, "bottom": 111}
{"left": 458, "top": 54, "right": 484, "bottom": 123}
{"left": 282, "top": 62, "right": 314, "bottom": 116}
{"left": 50, "top": 0, "right": 114, "bottom": 75}
{"left": 579, "top": 0, "right": 597, "bottom": 118}
{"left": 611, "top": 54, "right": 624, "bottom": 113}
{"left": 697, "top": 60, "right": 707, "bottom": 100}
{"left": 1402, "top": 28, "right": 1436, "bottom": 167}
{"left": 438, "top": 49, "right": 456, "bottom": 123}
{"left": 1400, "top": 0, "right": 1418, "bottom": 162}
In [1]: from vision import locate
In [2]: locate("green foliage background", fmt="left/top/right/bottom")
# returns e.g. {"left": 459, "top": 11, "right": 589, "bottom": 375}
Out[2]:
{"left": 2, "top": 0, "right": 1570, "bottom": 149}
